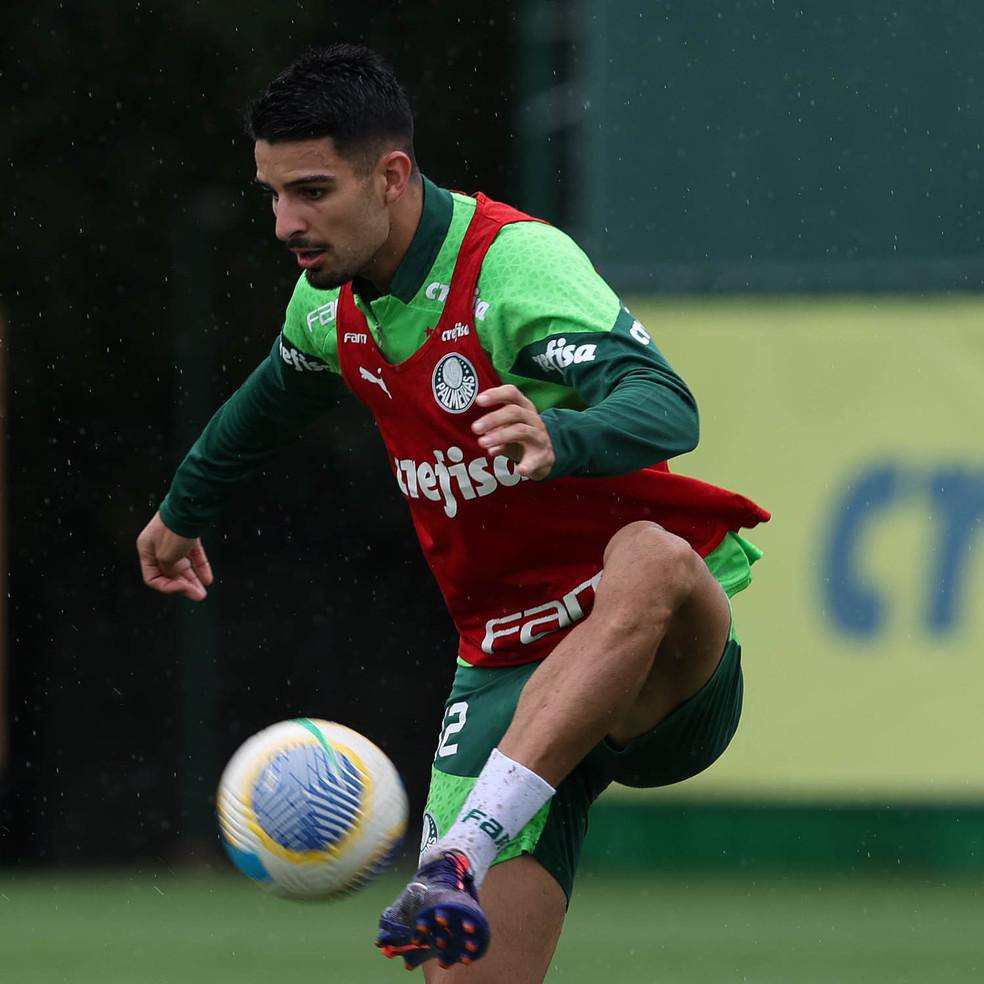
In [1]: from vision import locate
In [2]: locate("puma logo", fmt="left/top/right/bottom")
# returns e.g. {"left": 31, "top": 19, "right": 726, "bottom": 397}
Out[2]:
{"left": 359, "top": 366, "right": 393, "bottom": 399}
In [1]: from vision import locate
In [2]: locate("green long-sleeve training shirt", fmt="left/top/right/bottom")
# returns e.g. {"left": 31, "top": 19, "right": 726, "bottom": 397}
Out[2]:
{"left": 160, "top": 178, "right": 699, "bottom": 537}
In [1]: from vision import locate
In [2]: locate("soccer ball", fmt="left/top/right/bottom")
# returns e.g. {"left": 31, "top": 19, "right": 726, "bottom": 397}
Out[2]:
{"left": 217, "top": 718, "right": 408, "bottom": 900}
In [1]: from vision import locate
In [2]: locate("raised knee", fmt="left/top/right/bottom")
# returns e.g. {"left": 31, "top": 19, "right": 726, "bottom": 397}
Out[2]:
{"left": 603, "top": 522, "right": 698, "bottom": 583}
{"left": 595, "top": 522, "right": 702, "bottom": 628}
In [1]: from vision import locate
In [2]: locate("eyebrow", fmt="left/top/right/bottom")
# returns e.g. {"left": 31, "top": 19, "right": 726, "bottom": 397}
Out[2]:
{"left": 254, "top": 173, "right": 337, "bottom": 191}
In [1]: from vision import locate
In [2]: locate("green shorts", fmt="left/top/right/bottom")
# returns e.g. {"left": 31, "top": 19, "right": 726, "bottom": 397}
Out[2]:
{"left": 420, "top": 532, "right": 760, "bottom": 901}
{"left": 421, "top": 631, "right": 743, "bottom": 901}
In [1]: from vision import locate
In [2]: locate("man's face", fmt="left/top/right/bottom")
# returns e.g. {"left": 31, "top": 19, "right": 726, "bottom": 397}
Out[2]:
{"left": 254, "top": 137, "right": 390, "bottom": 290}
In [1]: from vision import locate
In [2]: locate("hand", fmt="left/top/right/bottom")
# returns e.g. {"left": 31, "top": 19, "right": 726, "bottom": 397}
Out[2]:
{"left": 472, "top": 385, "right": 555, "bottom": 480}
{"left": 136, "top": 511, "right": 214, "bottom": 602}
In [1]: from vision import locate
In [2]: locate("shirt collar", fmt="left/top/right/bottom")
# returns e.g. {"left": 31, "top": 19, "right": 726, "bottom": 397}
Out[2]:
{"left": 353, "top": 175, "right": 453, "bottom": 305}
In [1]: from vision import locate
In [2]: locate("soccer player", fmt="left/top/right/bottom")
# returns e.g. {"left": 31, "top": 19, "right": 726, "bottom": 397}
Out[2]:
{"left": 136, "top": 44, "right": 769, "bottom": 982}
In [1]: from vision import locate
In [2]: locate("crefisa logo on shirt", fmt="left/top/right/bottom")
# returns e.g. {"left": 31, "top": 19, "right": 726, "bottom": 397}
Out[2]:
{"left": 432, "top": 352, "right": 478, "bottom": 414}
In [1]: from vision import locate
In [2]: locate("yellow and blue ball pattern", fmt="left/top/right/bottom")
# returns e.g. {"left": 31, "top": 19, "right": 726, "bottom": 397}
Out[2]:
{"left": 253, "top": 741, "right": 363, "bottom": 851}
{"left": 217, "top": 719, "right": 407, "bottom": 900}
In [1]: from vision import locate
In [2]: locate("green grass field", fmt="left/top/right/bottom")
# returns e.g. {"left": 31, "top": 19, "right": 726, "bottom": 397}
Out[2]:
{"left": 1, "top": 867, "right": 981, "bottom": 983}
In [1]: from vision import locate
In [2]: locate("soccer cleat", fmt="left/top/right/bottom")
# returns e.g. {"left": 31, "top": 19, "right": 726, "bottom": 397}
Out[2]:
{"left": 376, "top": 851, "right": 491, "bottom": 971}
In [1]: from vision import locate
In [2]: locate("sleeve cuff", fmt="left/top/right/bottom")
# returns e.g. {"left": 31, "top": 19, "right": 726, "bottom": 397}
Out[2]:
{"left": 158, "top": 495, "right": 209, "bottom": 540}
{"left": 540, "top": 408, "right": 581, "bottom": 480}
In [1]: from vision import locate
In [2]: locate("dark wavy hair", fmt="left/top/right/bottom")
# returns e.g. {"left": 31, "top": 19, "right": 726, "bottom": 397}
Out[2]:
{"left": 246, "top": 44, "right": 415, "bottom": 172}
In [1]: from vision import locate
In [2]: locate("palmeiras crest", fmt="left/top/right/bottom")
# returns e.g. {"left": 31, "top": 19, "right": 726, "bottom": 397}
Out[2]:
{"left": 432, "top": 353, "right": 478, "bottom": 414}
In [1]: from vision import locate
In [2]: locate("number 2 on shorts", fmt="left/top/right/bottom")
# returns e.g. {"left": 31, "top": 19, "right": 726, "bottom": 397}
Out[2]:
{"left": 436, "top": 701, "right": 469, "bottom": 758}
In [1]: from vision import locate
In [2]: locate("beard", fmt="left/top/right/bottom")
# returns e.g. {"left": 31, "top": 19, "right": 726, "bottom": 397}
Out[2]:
{"left": 299, "top": 234, "right": 384, "bottom": 291}
{"left": 303, "top": 262, "right": 355, "bottom": 290}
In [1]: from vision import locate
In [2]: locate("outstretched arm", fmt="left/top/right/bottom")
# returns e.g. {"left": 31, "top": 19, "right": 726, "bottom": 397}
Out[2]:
{"left": 140, "top": 334, "right": 338, "bottom": 599}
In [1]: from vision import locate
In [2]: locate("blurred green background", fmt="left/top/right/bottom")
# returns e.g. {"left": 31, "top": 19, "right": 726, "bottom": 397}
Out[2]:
{"left": 3, "top": 0, "right": 984, "bottom": 979}
{"left": 5, "top": 868, "right": 983, "bottom": 983}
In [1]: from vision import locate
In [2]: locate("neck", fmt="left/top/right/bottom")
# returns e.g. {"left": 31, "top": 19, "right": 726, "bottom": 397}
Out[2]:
{"left": 361, "top": 174, "right": 424, "bottom": 294}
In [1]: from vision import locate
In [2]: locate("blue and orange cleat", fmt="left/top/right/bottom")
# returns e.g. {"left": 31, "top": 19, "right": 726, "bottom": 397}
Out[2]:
{"left": 376, "top": 851, "right": 490, "bottom": 971}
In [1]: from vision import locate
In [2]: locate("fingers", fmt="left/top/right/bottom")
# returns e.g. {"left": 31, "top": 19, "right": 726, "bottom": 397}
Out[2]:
{"left": 475, "top": 384, "right": 536, "bottom": 412}
{"left": 137, "top": 521, "right": 210, "bottom": 602}
{"left": 472, "top": 402, "right": 540, "bottom": 452}
{"left": 515, "top": 447, "right": 554, "bottom": 481}
{"left": 147, "top": 570, "right": 208, "bottom": 603}
{"left": 472, "top": 403, "right": 534, "bottom": 435}
{"left": 476, "top": 421, "right": 541, "bottom": 452}
{"left": 176, "top": 567, "right": 208, "bottom": 602}
{"left": 472, "top": 385, "right": 555, "bottom": 480}
{"left": 140, "top": 553, "right": 209, "bottom": 602}
{"left": 483, "top": 441, "right": 552, "bottom": 480}
{"left": 169, "top": 556, "right": 208, "bottom": 601}
{"left": 188, "top": 541, "right": 214, "bottom": 587}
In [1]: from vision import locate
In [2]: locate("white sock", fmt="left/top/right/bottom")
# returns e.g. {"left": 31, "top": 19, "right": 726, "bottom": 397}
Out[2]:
{"left": 430, "top": 748, "right": 555, "bottom": 887}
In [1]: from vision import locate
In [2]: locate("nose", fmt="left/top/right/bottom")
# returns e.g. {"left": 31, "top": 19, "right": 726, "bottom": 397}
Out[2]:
{"left": 274, "top": 199, "right": 306, "bottom": 242}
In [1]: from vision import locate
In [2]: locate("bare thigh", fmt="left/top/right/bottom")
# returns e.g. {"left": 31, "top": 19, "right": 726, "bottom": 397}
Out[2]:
{"left": 608, "top": 531, "right": 732, "bottom": 747}
{"left": 423, "top": 855, "right": 566, "bottom": 984}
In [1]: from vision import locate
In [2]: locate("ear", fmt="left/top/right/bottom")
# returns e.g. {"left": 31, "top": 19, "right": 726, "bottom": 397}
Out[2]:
{"left": 377, "top": 150, "right": 414, "bottom": 205}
